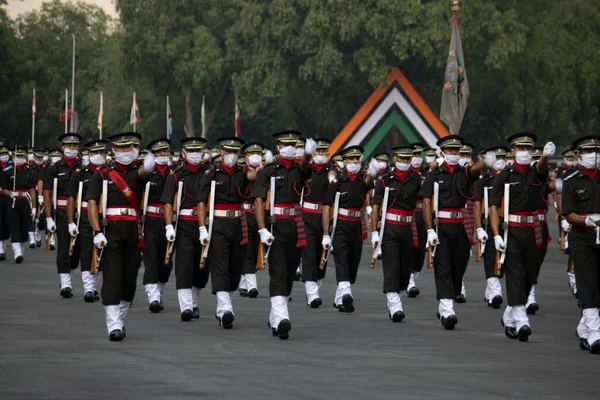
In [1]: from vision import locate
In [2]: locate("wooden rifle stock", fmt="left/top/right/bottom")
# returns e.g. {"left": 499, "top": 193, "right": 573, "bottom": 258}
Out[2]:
{"left": 475, "top": 242, "right": 482, "bottom": 262}
{"left": 570, "top": 259, "right": 575, "bottom": 274}
{"left": 256, "top": 242, "right": 265, "bottom": 270}
{"left": 46, "top": 231, "right": 51, "bottom": 250}
{"left": 90, "top": 243, "right": 104, "bottom": 274}
{"left": 68, "top": 237, "right": 75, "bottom": 256}
{"left": 553, "top": 208, "right": 558, "bottom": 223}
{"left": 494, "top": 251, "right": 501, "bottom": 275}
{"left": 559, "top": 230, "right": 565, "bottom": 250}
{"left": 369, "top": 247, "right": 377, "bottom": 269}
{"left": 319, "top": 248, "right": 327, "bottom": 270}
{"left": 199, "top": 244, "right": 206, "bottom": 269}
{"left": 427, "top": 246, "right": 433, "bottom": 269}
{"left": 164, "top": 241, "right": 173, "bottom": 264}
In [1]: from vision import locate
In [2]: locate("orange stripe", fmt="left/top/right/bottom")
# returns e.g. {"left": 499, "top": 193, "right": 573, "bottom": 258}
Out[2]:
{"left": 388, "top": 68, "right": 450, "bottom": 138}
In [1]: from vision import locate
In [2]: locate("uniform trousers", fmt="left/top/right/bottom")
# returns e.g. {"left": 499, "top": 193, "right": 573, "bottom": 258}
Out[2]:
{"left": 56, "top": 209, "right": 81, "bottom": 273}
{"left": 209, "top": 217, "right": 245, "bottom": 293}
{"left": 412, "top": 211, "right": 427, "bottom": 274}
{"left": 381, "top": 223, "right": 413, "bottom": 293}
{"left": 241, "top": 213, "right": 259, "bottom": 275}
{"left": 301, "top": 213, "right": 326, "bottom": 282}
{"left": 175, "top": 219, "right": 210, "bottom": 290}
{"left": 503, "top": 226, "right": 538, "bottom": 306}
{"left": 433, "top": 222, "right": 470, "bottom": 299}
{"left": 332, "top": 220, "right": 362, "bottom": 284}
{"left": 9, "top": 199, "right": 32, "bottom": 243}
{"left": 268, "top": 218, "right": 301, "bottom": 297}
{"left": 570, "top": 228, "right": 600, "bottom": 309}
{"left": 142, "top": 216, "right": 173, "bottom": 285}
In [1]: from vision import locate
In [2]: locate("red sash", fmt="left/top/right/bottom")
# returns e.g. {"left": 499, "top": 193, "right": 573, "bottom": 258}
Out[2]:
{"left": 107, "top": 169, "right": 145, "bottom": 248}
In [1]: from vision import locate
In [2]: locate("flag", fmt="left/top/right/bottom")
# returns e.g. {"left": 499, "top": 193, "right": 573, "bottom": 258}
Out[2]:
{"left": 167, "top": 97, "right": 173, "bottom": 137}
{"left": 234, "top": 98, "right": 241, "bottom": 137}
{"left": 440, "top": 11, "right": 469, "bottom": 135}
{"left": 130, "top": 93, "right": 141, "bottom": 125}
{"left": 201, "top": 95, "right": 206, "bottom": 137}
{"left": 97, "top": 91, "right": 103, "bottom": 130}
{"left": 32, "top": 89, "right": 36, "bottom": 116}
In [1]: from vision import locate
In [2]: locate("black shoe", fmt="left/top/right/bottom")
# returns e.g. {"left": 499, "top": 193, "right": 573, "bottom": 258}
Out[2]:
{"left": 437, "top": 312, "right": 441, "bottom": 320}
{"left": 575, "top": 291, "right": 580, "bottom": 299}
{"left": 84, "top": 291, "right": 94, "bottom": 303}
{"left": 36, "top": 240, "right": 41, "bottom": 248}
{"left": 248, "top": 288, "right": 259, "bottom": 298}
{"left": 0, "top": 252, "right": 5, "bottom": 261}
{"left": 526, "top": 303, "right": 539, "bottom": 315}
{"left": 590, "top": 339, "right": 600, "bottom": 354}
{"left": 518, "top": 325, "right": 532, "bottom": 341}
{"left": 29, "top": 243, "right": 36, "bottom": 249}
{"left": 455, "top": 294, "right": 466, "bottom": 303}
{"left": 50, "top": 245, "right": 55, "bottom": 251}
{"left": 149, "top": 301, "right": 161, "bottom": 313}
{"left": 159, "top": 299, "right": 164, "bottom": 311}
{"left": 407, "top": 287, "right": 420, "bottom": 298}
{"left": 122, "top": 327, "right": 126, "bottom": 339}
{"left": 94, "top": 291, "right": 100, "bottom": 301}
{"left": 239, "top": 288, "right": 249, "bottom": 297}
{"left": 15, "top": 255, "right": 23, "bottom": 264}
{"left": 576, "top": 331, "right": 590, "bottom": 351}
{"left": 109, "top": 329, "right": 124, "bottom": 342}
{"left": 181, "top": 309, "right": 193, "bottom": 322}
{"left": 219, "top": 312, "right": 234, "bottom": 329}
{"left": 491, "top": 295, "right": 503, "bottom": 309}
{"left": 309, "top": 298, "right": 322, "bottom": 309}
{"left": 390, "top": 311, "right": 405, "bottom": 323}
{"left": 192, "top": 307, "right": 200, "bottom": 319}
{"left": 60, "top": 287, "right": 73, "bottom": 299}
{"left": 294, "top": 271, "right": 301, "bottom": 281}
{"left": 505, "top": 326, "right": 518, "bottom": 339}
{"left": 277, "top": 319, "right": 291, "bottom": 340}
{"left": 441, "top": 315, "right": 458, "bottom": 330}
{"left": 342, "top": 294, "right": 355, "bottom": 313}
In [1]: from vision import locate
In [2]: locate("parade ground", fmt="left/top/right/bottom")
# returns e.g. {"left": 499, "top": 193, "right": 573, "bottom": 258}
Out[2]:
{"left": 0, "top": 221, "right": 596, "bottom": 400}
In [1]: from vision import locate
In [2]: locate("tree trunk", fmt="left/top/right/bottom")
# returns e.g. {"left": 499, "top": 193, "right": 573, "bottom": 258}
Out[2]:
{"left": 205, "top": 73, "right": 231, "bottom": 138}
{"left": 184, "top": 88, "right": 195, "bottom": 137}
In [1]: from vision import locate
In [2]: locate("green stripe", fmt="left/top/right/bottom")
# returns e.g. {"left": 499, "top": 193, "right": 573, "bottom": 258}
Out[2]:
{"left": 363, "top": 110, "right": 419, "bottom": 158}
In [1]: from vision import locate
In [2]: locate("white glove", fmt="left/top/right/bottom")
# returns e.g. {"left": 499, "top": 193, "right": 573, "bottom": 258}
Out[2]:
{"left": 93, "top": 232, "right": 107, "bottom": 249}
{"left": 30, "top": 208, "right": 36, "bottom": 219}
{"left": 494, "top": 235, "right": 506, "bottom": 252}
{"left": 322, "top": 235, "right": 331, "bottom": 250}
{"left": 371, "top": 231, "right": 380, "bottom": 249}
{"left": 553, "top": 201, "right": 558, "bottom": 209}
{"left": 476, "top": 227, "right": 488, "bottom": 243}
{"left": 368, "top": 158, "right": 380, "bottom": 178}
{"left": 143, "top": 152, "right": 155, "bottom": 173}
{"left": 366, "top": 205, "right": 373, "bottom": 217}
{"left": 46, "top": 218, "right": 56, "bottom": 233}
{"left": 68, "top": 223, "right": 78, "bottom": 237}
{"left": 38, "top": 195, "right": 43, "bottom": 206}
{"left": 199, "top": 226, "right": 209, "bottom": 245}
{"left": 165, "top": 224, "right": 176, "bottom": 242}
{"left": 304, "top": 138, "right": 317, "bottom": 156}
{"left": 264, "top": 150, "right": 274, "bottom": 165}
{"left": 585, "top": 216, "right": 598, "bottom": 228}
{"left": 484, "top": 152, "right": 496, "bottom": 168}
{"left": 543, "top": 142, "right": 556, "bottom": 157}
{"left": 259, "top": 228, "right": 274, "bottom": 246}
{"left": 427, "top": 229, "right": 439, "bottom": 247}
{"left": 561, "top": 219, "right": 570, "bottom": 232}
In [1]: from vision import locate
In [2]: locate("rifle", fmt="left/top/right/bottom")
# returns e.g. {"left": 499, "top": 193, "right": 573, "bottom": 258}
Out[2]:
{"left": 494, "top": 250, "right": 501, "bottom": 275}
{"left": 369, "top": 187, "right": 390, "bottom": 269}
{"left": 320, "top": 191, "right": 340, "bottom": 270}
{"left": 165, "top": 181, "right": 183, "bottom": 264}
{"left": 256, "top": 242, "right": 265, "bottom": 270}
{"left": 200, "top": 180, "right": 216, "bottom": 269}
{"left": 141, "top": 181, "right": 150, "bottom": 233}
{"left": 426, "top": 182, "right": 439, "bottom": 269}
{"left": 499, "top": 183, "right": 511, "bottom": 268}
{"left": 96, "top": 179, "right": 108, "bottom": 267}
{"left": 46, "top": 177, "right": 58, "bottom": 250}
{"left": 427, "top": 245, "right": 433, "bottom": 269}
{"left": 264, "top": 177, "right": 276, "bottom": 262}
{"left": 68, "top": 181, "right": 83, "bottom": 256}
{"left": 475, "top": 242, "right": 482, "bottom": 262}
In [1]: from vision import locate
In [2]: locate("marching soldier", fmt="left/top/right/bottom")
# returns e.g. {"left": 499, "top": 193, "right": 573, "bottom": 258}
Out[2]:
{"left": 142, "top": 139, "right": 174, "bottom": 313}
{"left": 419, "top": 135, "right": 486, "bottom": 330}
{"left": 171, "top": 150, "right": 180, "bottom": 166}
{"left": 43, "top": 134, "right": 83, "bottom": 298}
{"left": 252, "top": 131, "right": 316, "bottom": 339}
{"left": 0, "top": 142, "right": 12, "bottom": 260}
{"left": 561, "top": 135, "right": 600, "bottom": 353}
{"left": 424, "top": 148, "right": 438, "bottom": 169}
{"left": 238, "top": 141, "right": 266, "bottom": 298}
{"left": 30, "top": 148, "right": 46, "bottom": 248}
{"left": 371, "top": 145, "right": 422, "bottom": 321}
{"left": 323, "top": 146, "right": 379, "bottom": 313}
{"left": 301, "top": 138, "right": 333, "bottom": 308}
{"left": 490, "top": 133, "right": 555, "bottom": 342}
{"left": 407, "top": 143, "right": 428, "bottom": 297}
{"left": 86, "top": 132, "right": 155, "bottom": 341}
{"left": 198, "top": 137, "right": 256, "bottom": 329}
{"left": 557, "top": 148, "right": 578, "bottom": 296}
{"left": 161, "top": 137, "right": 211, "bottom": 322}
{"left": 5, "top": 146, "right": 37, "bottom": 263}
{"left": 473, "top": 146, "right": 508, "bottom": 308}
{"left": 66, "top": 140, "right": 108, "bottom": 303}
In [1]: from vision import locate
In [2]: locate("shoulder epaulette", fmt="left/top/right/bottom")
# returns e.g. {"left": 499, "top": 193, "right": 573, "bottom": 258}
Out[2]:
{"left": 563, "top": 170, "right": 581, "bottom": 182}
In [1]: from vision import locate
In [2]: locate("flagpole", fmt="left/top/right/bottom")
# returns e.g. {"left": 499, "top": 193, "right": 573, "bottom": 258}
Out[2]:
{"left": 133, "top": 92, "right": 136, "bottom": 133}
{"left": 166, "top": 95, "right": 169, "bottom": 138}
{"left": 99, "top": 91, "right": 103, "bottom": 139}
{"left": 31, "top": 88, "right": 35, "bottom": 148}
{"left": 70, "top": 34, "right": 75, "bottom": 132}
{"left": 201, "top": 95, "right": 206, "bottom": 139}
{"left": 65, "top": 88, "right": 68, "bottom": 134}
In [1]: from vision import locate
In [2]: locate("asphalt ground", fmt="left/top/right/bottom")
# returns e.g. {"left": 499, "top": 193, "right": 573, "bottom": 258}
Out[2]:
{"left": 0, "top": 220, "right": 597, "bottom": 400}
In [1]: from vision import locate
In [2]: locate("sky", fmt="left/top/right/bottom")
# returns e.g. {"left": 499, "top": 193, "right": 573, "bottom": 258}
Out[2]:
{"left": 6, "top": 0, "right": 117, "bottom": 19}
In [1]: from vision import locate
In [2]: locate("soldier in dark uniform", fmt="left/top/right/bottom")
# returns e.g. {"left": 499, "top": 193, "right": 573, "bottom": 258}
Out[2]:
{"left": 238, "top": 141, "right": 266, "bottom": 298}
{"left": 198, "top": 137, "right": 256, "bottom": 329}
{"left": 371, "top": 145, "right": 422, "bottom": 321}
{"left": 171, "top": 150, "right": 180, "bottom": 167}
{"left": 66, "top": 140, "right": 107, "bottom": 303}
{"left": 419, "top": 135, "right": 486, "bottom": 330}
{"left": 5, "top": 146, "right": 37, "bottom": 263}
{"left": 161, "top": 137, "right": 211, "bottom": 322}
{"left": 142, "top": 139, "right": 174, "bottom": 313}
{"left": 301, "top": 138, "right": 334, "bottom": 308}
{"left": 561, "top": 135, "right": 600, "bottom": 353}
{"left": 30, "top": 148, "right": 46, "bottom": 248}
{"left": 323, "top": 146, "right": 379, "bottom": 313}
{"left": 43, "top": 134, "right": 83, "bottom": 298}
{"left": 252, "top": 131, "right": 316, "bottom": 339}
{"left": 407, "top": 142, "right": 428, "bottom": 297}
{"left": 0, "top": 142, "right": 12, "bottom": 260}
{"left": 489, "top": 133, "right": 554, "bottom": 342}
{"left": 473, "top": 146, "right": 508, "bottom": 308}
{"left": 557, "top": 148, "right": 578, "bottom": 295}
{"left": 86, "top": 132, "right": 155, "bottom": 341}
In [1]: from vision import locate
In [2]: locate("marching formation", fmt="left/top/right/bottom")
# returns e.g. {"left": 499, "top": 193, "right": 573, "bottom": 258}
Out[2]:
{"left": 5, "top": 130, "right": 600, "bottom": 354}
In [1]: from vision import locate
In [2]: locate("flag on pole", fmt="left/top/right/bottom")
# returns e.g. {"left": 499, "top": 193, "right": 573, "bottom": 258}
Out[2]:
{"left": 234, "top": 98, "right": 241, "bottom": 137}
{"left": 32, "top": 89, "right": 36, "bottom": 115}
{"left": 97, "top": 91, "right": 103, "bottom": 130}
{"left": 130, "top": 92, "right": 141, "bottom": 125}
{"left": 201, "top": 95, "right": 206, "bottom": 138}
{"left": 167, "top": 97, "right": 173, "bottom": 137}
{"left": 440, "top": 8, "right": 469, "bottom": 135}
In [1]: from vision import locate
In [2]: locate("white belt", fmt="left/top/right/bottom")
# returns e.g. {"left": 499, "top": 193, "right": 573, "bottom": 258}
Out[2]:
{"left": 106, "top": 207, "right": 137, "bottom": 217}
{"left": 385, "top": 214, "right": 413, "bottom": 223}
{"left": 242, "top": 203, "right": 254, "bottom": 211}
{"left": 10, "top": 191, "right": 29, "bottom": 198}
{"left": 214, "top": 209, "right": 242, "bottom": 218}
{"left": 338, "top": 208, "right": 362, "bottom": 218}
{"left": 415, "top": 202, "right": 423, "bottom": 209}
{"left": 179, "top": 208, "right": 198, "bottom": 217}
{"left": 536, "top": 213, "right": 546, "bottom": 221}
{"left": 56, "top": 199, "right": 68, "bottom": 207}
{"left": 81, "top": 201, "right": 88, "bottom": 209}
{"left": 146, "top": 205, "right": 164, "bottom": 214}
{"left": 438, "top": 211, "right": 463, "bottom": 219}
{"left": 273, "top": 206, "right": 297, "bottom": 216}
{"left": 302, "top": 202, "right": 323, "bottom": 211}
{"left": 508, "top": 214, "right": 535, "bottom": 224}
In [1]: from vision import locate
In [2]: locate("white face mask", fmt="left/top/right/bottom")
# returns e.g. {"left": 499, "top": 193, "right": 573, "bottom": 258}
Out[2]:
{"left": 132, "top": 148, "right": 139, "bottom": 160}
{"left": 395, "top": 162, "right": 410, "bottom": 171}
{"left": 295, "top": 148, "right": 304, "bottom": 158}
{"left": 313, "top": 155, "right": 327, "bottom": 165}
{"left": 458, "top": 157, "right": 470, "bottom": 167}
{"left": 506, "top": 160, "right": 514, "bottom": 166}
{"left": 185, "top": 152, "right": 203, "bottom": 165}
{"left": 35, "top": 159, "right": 43, "bottom": 165}
{"left": 279, "top": 146, "right": 297, "bottom": 160}
{"left": 115, "top": 150, "right": 135, "bottom": 165}
{"left": 248, "top": 154, "right": 262, "bottom": 167}
{"left": 0, "top": 155, "right": 8, "bottom": 163}
{"left": 515, "top": 151, "right": 532, "bottom": 166}
{"left": 411, "top": 157, "right": 423, "bottom": 168}
{"left": 63, "top": 149, "right": 78, "bottom": 159}
{"left": 28, "top": 154, "right": 34, "bottom": 161}
{"left": 565, "top": 160, "right": 575, "bottom": 167}
{"left": 51, "top": 156, "right": 61, "bottom": 164}
{"left": 82, "top": 155, "right": 90, "bottom": 166}
{"left": 223, "top": 154, "right": 239, "bottom": 168}
{"left": 90, "top": 154, "right": 105, "bottom": 166}
{"left": 493, "top": 159, "right": 507, "bottom": 172}
{"left": 14, "top": 158, "right": 26, "bottom": 166}
{"left": 172, "top": 156, "right": 179, "bottom": 163}
{"left": 155, "top": 156, "right": 169, "bottom": 166}
{"left": 43, "top": 155, "right": 48, "bottom": 162}
{"left": 336, "top": 161, "right": 345, "bottom": 169}
{"left": 377, "top": 161, "right": 387, "bottom": 170}
{"left": 579, "top": 153, "right": 599, "bottom": 169}
{"left": 426, "top": 156, "right": 436, "bottom": 164}
{"left": 444, "top": 154, "right": 460, "bottom": 166}
{"left": 346, "top": 163, "right": 361, "bottom": 174}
